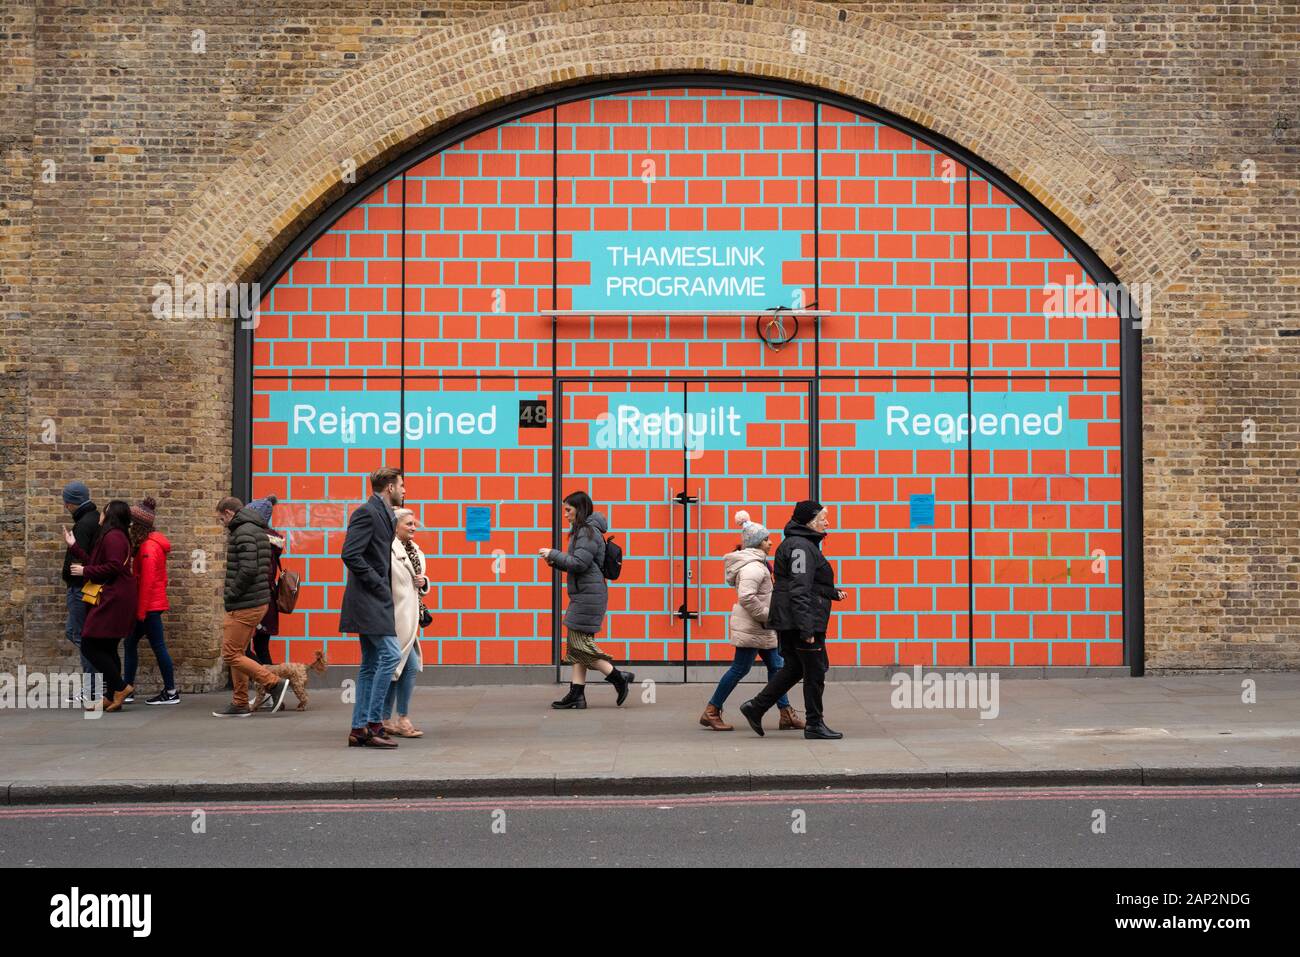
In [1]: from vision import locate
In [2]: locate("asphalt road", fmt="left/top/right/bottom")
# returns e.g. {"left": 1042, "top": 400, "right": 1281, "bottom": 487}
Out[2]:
{"left": 2, "top": 785, "right": 1297, "bottom": 868}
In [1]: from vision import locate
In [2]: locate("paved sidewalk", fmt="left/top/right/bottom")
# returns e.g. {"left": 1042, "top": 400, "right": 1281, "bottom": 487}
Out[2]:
{"left": 3, "top": 674, "right": 1299, "bottom": 803}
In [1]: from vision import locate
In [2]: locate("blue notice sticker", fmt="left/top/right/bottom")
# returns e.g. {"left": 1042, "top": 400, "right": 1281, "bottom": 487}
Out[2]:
{"left": 909, "top": 494, "right": 936, "bottom": 529}
{"left": 465, "top": 506, "right": 492, "bottom": 542}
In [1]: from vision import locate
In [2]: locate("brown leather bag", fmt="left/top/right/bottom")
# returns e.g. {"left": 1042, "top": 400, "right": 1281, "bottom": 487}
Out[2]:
{"left": 275, "top": 567, "right": 301, "bottom": 613}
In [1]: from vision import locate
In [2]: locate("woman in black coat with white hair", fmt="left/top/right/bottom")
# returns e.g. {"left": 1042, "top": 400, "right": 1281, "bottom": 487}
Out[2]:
{"left": 539, "top": 490, "right": 635, "bottom": 710}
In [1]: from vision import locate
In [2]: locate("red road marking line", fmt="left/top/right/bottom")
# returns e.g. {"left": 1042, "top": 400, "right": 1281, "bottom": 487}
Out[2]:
{"left": 1, "top": 785, "right": 1297, "bottom": 820}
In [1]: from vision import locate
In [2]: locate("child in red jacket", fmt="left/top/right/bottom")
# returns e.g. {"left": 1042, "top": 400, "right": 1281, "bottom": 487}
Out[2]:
{"left": 124, "top": 497, "right": 180, "bottom": 704}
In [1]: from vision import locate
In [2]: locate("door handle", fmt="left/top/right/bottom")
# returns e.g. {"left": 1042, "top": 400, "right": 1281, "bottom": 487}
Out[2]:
{"left": 670, "top": 489, "right": 699, "bottom": 621}
{"left": 693, "top": 489, "right": 703, "bottom": 623}
{"left": 667, "top": 493, "right": 676, "bottom": 625}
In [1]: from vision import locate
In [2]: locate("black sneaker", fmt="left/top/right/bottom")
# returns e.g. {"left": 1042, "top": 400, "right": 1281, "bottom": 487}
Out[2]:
{"left": 211, "top": 704, "right": 252, "bottom": 718}
{"left": 263, "top": 678, "right": 291, "bottom": 714}
{"left": 146, "top": 689, "right": 180, "bottom": 705}
{"left": 123, "top": 693, "right": 135, "bottom": 704}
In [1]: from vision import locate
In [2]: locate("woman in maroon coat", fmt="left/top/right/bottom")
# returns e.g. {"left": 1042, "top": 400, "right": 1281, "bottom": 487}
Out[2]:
{"left": 65, "top": 500, "right": 136, "bottom": 712}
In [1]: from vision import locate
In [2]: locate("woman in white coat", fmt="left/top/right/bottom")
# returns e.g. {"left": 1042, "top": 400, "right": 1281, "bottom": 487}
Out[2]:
{"left": 699, "top": 511, "right": 805, "bottom": 731}
{"left": 382, "top": 507, "right": 429, "bottom": 738}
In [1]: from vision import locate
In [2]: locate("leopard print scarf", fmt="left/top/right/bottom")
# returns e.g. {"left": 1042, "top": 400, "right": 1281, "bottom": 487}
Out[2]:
{"left": 402, "top": 538, "right": 422, "bottom": 577}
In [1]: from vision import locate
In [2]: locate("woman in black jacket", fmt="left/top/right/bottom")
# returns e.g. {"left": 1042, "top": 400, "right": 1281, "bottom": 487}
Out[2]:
{"left": 740, "top": 500, "right": 847, "bottom": 739}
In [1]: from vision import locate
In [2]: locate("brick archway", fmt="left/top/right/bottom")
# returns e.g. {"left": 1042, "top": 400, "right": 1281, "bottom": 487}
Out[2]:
{"left": 232, "top": 68, "right": 1164, "bottom": 676}
{"left": 145, "top": 0, "right": 1203, "bottom": 683}
{"left": 154, "top": 0, "right": 1194, "bottom": 293}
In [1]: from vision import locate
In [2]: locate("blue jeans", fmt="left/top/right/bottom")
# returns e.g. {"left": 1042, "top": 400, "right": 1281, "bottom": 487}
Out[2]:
{"left": 383, "top": 643, "right": 421, "bottom": 719}
{"left": 123, "top": 611, "right": 176, "bottom": 690}
{"left": 352, "top": 634, "right": 400, "bottom": 728}
{"left": 709, "top": 646, "right": 790, "bottom": 710}
{"left": 65, "top": 586, "right": 97, "bottom": 697}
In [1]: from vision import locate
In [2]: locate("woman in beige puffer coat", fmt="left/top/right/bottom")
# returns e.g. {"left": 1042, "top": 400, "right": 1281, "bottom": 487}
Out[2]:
{"left": 699, "top": 511, "right": 805, "bottom": 731}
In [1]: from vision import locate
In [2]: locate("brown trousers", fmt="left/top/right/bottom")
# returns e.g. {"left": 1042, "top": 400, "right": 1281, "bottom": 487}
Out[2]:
{"left": 222, "top": 605, "right": 277, "bottom": 709}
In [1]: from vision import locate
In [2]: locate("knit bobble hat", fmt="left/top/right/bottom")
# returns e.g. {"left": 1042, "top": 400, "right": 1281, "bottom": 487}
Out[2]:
{"left": 735, "top": 509, "right": 769, "bottom": 549}
{"left": 247, "top": 494, "right": 277, "bottom": 525}
{"left": 791, "top": 499, "right": 824, "bottom": 525}
{"left": 130, "top": 496, "right": 157, "bottom": 527}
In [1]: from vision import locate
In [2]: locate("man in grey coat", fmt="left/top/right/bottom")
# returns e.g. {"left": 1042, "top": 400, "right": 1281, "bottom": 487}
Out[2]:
{"left": 341, "top": 467, "right": 405, "bottom": 748}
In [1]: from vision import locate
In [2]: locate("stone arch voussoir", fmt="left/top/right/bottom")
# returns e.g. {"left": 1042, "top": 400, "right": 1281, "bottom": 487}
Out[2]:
{"left": 154, "top": 0, "right": 1196, "bottom": 296}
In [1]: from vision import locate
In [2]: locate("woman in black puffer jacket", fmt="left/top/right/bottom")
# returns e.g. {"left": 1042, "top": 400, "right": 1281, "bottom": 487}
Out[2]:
{"left": 539, "top": 490, "right": 635, "bottom": 710}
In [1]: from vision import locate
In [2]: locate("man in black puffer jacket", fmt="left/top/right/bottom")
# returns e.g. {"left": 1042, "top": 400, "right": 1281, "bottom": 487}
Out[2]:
{"left": 741, "top": 500, "right": 847, "bottom": 740}
{"left": 212, "top": 496, "right": 290, "bottom": 717}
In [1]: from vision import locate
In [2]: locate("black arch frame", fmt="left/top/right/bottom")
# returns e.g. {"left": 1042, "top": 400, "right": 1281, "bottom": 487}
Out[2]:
{"left": 234, "top": 71, "right": 1144, "bottom": 676}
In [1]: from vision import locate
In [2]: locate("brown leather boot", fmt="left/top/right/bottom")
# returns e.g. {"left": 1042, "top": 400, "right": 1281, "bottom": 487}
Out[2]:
{"left": 105, "top": 685, "right": 134, "bottom": 714}
{"left": 778, "top": 706, "right": 806, "bottom": 731}
{"left": 699, "top": 703, "right": 733, "bottom": 731}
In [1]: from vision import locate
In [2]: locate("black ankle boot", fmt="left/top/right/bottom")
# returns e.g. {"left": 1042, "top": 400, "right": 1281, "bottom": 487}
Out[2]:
{"left": 605, "top": 668, "right": 635, "bottom": 706}
{"left": 804, "top": 720, "right": 843, "bottom": 740}
{"left": 739, "top": 699, "right": 766, "bottom": 737}
{"left": 551, "top": 682, "right": 587, "bottom": 710}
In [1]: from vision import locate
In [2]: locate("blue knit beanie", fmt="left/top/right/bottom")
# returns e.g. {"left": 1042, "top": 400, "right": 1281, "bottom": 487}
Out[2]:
{"left": 247, "top": 494, "right": 277, "bottom": 525}
{"left": 62, "top": 481, "right": 90, "bottom": 507}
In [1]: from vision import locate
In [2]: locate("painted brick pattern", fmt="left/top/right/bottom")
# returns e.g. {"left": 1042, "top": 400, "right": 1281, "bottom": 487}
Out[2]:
{"left": 553, "top": 89, "right": 817, "bottom": 377}
{"left": 252, "top": 376, "right": 555, "bottom": 666}
{"left": 818, "top": 108, "right": 970, "bottom": 376}
{"left": 251, "top": 377, "right": 401, "bottom": 664}
{"left": 10, "top": 1, "right": 1294, "bottom": 687}
{"left": 256, "top": 184, "right": 403, "bottom": 378}
{"left": 405, "top": 108, "right": 556, "bottom": 376}
{"left": 819, "top": 377, "right": 972, "bottom": 666}
{"left": 971, "top": 179, "right": 1122, "bottom": 378}
{"left": 970, "top": 378, "right": 1123, "bottom": 666}
{"left": 250, "top": 85, "right": 1125, "bottom": 667}
{"left": 561, "top": 381, "right": 811, "bottom": 662}
{"left": 401, "top": 377, "right": 556, "bottom": 666}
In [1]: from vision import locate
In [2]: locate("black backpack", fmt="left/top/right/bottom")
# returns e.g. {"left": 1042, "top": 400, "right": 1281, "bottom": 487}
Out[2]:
{"left": 600, "top": 534, "right": 623, "bottom": 581}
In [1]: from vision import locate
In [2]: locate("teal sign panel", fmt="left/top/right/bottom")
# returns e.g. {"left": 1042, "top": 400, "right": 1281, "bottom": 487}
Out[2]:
{"left": 590, "top": 394, "right": 766, "bottom": 452}
{"left": 856, "top": 393, "right": 1088, "bottom": 450}
{"left": 571, "top": 230, "right": 803, "bottom": 311}
{"left": 267, "top": 392, "right": 525, "bottom": 449}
